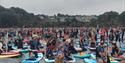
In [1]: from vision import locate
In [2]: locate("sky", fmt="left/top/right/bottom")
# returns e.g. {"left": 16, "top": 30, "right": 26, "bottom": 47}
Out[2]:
{"left": 0, "top": 0, "right": 124, "bottom": 15}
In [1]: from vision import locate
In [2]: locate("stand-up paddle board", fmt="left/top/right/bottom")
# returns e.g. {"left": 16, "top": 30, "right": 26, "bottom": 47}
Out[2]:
{"left": 22, "top": 53, "right": 43, "bottom": 63}
{"left": 0, "top": 54, "right": 20, "bottom": 58}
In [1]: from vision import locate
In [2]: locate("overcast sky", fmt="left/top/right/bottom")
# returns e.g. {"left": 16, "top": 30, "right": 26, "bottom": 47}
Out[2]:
{"left": 1, "top": 0, "right": 124, "bottom": 15}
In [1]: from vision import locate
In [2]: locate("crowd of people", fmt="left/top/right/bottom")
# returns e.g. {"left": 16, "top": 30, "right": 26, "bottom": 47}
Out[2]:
{"left": 0, "top": 27, "right": 124, "bottom": 63}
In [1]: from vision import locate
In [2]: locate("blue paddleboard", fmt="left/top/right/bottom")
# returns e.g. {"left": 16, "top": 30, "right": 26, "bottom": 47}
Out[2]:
{"left": 22, "top": 53, "right": 43, "bottom": 63}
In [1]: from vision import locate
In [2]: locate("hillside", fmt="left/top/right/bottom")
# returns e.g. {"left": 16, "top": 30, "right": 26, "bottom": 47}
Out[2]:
{"left": 0, "top": 6, "right": 124, "bottom": 27}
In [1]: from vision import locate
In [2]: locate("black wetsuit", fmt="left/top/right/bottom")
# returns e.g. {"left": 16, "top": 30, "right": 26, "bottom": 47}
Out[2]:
{"left": 17, "top": 39, "right": 23, "bottom": 49}
{"left": 115, "top": 31, "right": 121, "bottom": 42}
{"left": 68, "top": 44, "right": 77, "bottom": 54}
{"left": 121, "top": 29, "right": 125, "bottom": 42}
{"left": 7, "top": 41, "right": 13, "bottom": 52}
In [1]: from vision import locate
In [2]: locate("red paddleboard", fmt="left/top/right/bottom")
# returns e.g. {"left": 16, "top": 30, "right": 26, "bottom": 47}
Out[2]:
{"left": 117, "top": 55, "right": 124, "bottom": 58}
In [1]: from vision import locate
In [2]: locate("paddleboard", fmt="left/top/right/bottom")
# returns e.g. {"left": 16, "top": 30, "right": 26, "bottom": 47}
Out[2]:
{"left": 110, "top": 61, "right": 119, "bottom": 63}
{"left": 1, "top": 52, "right": 19, "bottom": 55}
{"left": 67, "top": 57, "right": 76, "bottom": 63}
{"left": 84, "top": 58, "right": 96, "bottom": 63}
{"left": 0, "top": 54, "right": 20, "bottom": 58}
{"left": 91, "top": 54, "right": 96, "bottom": 59}
{"left": 13, "top": 49, "right": 29, "bottom": 53}
{"left": 120, "top": 48, "right": 125, "bottom": 52}
{"left": 20, "top": 49, "right": 29, "bottom": 53}
{"left": 22, "top": 53, "right": 43, "bottom": 63}
{"left": 73, "top": 54, "right": 91, "bottom": 59}
{"left": 44, "top": 58, "right": 55, "bottom": 63}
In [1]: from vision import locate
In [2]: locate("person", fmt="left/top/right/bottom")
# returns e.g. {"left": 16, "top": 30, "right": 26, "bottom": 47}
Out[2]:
{"left": 109, "top": 32, "right": 114, "bottom": 42}
{"left": 29, "top": 37, "right": 41, "bottom": 58}
{"left": 89, "top": 42, "right": 96, "bottom": 52}
{"left": 68, "top": 43, "right": 77, "bottom": 54}
{"left": 55, "top": 46, "right": 64, "bottom": 63}
{"left": 79, "top": 35, "right": 87, "bottom": 51}
{"left": 29, "top": 37, "right": 41, "bottom": 50}
{"left": 121, "top": 28, "right": 125, "bottom": 43}
{"left": 96, "top": 42, "right": 105, "bottom": 57}
{"left": 7, "top": 38, "right": 13, "bottom": 52}
{"left": 63, "top": 43, "right": 74, "bottom": 62}
{"left": 111, "top": 43, "right": 119, "bottom": 57}
{"left": 17, "top": 38, "right": 23, "bottom": 49}
{"left": 46, "top": 48, "right": 54, "bottom": 60}
{"left": 96, "top": 42, "right": 107, "bottom": 63}
{"left": 115, "top": 30, "right": 121, "bottom": 42}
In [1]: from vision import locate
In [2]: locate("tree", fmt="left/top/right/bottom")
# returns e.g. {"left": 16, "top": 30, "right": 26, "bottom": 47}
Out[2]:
{"left": 97, "top": 11, "right": 119, "bottom": 26}
{"left": 119, "top": 11, "right": 125, "bottom": 26}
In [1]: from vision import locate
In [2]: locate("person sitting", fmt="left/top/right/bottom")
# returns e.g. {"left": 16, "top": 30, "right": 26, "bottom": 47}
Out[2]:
{"left": 46, "top": 48, "right": 54, "bottom": 60}
{"left": 96, "top": 42, "right": 107, "bottom": 63}
{"left": 63, "top": 43, "right": 74, "bottom": 61}
{"left": 89, "top": 42, "right": 96, "bottom": 51}
{"left": 55, "top": 46, "right": 64, "bottom": 63}
{"left": 79, "top": 38, "right": 87, "bottom": 51}
{"left": 17, "top": 38, "right": 23, "bottom": 49}
{"left": 111, "top": 43, "right": 119, "bottom": 57}
{"left": 68, "top": 43, "right": 77, "bottom": 54}
{"left": 64, "top": 50, "right": 73, "bottom": 61}
{"left": 7, "top": 39, "right": 13, "bottom": 52}
{"left": 29, "top": 37, "right": 41, "bottom": 58}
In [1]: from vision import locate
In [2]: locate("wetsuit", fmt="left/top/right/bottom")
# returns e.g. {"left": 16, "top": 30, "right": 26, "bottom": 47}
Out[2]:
{"left": 115, "top": 31, "right": 121, "bottom": 42}
{"left": 17, "top": 39, "right": 23, "bottom": 49}
{"left": 121, "top": 29, "right": 125, "bottom": 42}
{"left": 7, "top": 41, "right": 13, "bottom": 51}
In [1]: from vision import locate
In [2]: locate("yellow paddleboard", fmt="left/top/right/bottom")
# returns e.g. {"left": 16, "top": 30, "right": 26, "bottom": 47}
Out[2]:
{"left": 0, "top": 54, "right": 20, "bottom": 58}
